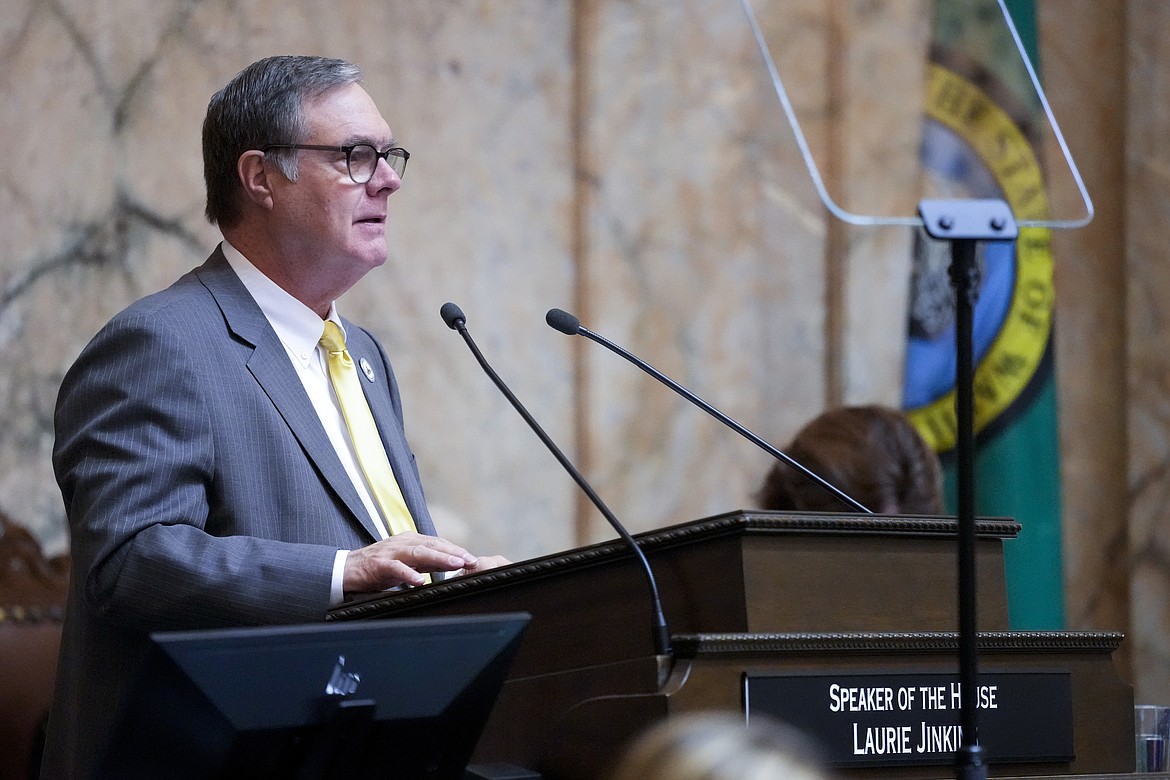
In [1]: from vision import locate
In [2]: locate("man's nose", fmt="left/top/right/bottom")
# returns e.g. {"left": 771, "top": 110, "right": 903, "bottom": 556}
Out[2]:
{"left": 368, "top": 157, "right": 402, "bottom": 193}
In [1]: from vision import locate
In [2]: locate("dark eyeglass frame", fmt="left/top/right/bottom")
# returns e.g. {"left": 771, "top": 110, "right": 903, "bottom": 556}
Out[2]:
{"left": 261, "top": 143, "right": 409, "bottom": 183}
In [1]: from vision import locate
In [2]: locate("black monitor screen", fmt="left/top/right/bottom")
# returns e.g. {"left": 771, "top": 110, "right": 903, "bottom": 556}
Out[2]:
{"left": 96, "top": 612, "right": 530, "bottom": 779}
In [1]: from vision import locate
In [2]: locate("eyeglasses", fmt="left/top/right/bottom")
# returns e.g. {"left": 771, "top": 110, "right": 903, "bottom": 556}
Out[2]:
{"left": 262, "top": 143, "right": 409, "bottom": 183}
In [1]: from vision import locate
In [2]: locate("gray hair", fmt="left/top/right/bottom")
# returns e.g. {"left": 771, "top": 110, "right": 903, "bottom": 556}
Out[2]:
{"left": 202, "top": 55, "right": 363, "bottom": 228}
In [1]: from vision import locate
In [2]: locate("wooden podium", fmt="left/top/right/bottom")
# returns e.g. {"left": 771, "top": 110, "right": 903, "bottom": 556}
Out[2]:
{"left": 328, "top": 511, "right": 1132, "bottom": 779}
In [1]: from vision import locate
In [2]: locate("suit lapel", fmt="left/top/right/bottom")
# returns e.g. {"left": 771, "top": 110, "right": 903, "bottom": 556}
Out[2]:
{"left": 195, "top": 249, "right": 384, "bottom": 543}
{"left": 342, "top": 323, "right": 437, "bottom": 537}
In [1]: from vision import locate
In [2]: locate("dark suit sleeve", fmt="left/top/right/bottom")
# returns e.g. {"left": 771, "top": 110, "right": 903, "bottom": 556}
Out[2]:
{"left": 54, "top": 311, "right": 339, "bottom": 632}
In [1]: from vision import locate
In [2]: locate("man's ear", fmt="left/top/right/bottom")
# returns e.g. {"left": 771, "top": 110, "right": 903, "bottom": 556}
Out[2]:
{"left": 238, "top": 150, "right": 275, "bottom": 211}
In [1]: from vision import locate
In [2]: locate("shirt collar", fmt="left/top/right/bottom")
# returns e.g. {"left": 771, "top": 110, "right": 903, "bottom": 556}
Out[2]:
{"left": 220, "top": 239, "right": 345, "bottom": 356}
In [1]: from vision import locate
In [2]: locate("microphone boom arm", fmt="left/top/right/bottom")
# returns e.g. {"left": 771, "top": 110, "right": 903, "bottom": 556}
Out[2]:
{"left": 441, "top": 304, "right": 672, "bottom": 658}
{"left": 547, "top": 309, "right": 873, "bottom": 515}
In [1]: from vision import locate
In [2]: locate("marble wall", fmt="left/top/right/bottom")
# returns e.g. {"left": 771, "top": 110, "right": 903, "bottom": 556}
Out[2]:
{"left": 1037, "top": 0, "right": 1132, "bottom": 681}
{"left": 1, "top": 0, "right": 1165, "bottom": 704}
{"left": 1121, "top": 0, "right": 1170, "bottom": 708}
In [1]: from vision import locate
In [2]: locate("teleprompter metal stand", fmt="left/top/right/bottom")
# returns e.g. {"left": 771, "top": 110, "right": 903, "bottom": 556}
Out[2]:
{"left": 738, "top": 1, "right": 1094, "bottom": 773}
{"left": 918, "top": 198, "right": 1019, "bottom": 780}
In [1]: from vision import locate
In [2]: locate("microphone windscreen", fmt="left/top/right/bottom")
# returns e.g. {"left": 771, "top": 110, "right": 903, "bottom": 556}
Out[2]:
{"left": 545, "top": 308, "right": 581, "bottom": 335}
{"left": 440, "top": 302, "right": 466, "bottom": 330}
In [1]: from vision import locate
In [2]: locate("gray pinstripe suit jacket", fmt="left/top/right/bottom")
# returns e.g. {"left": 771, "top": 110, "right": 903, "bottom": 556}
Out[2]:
{"left": 41, "top": 247, "right": 437, "bottom": 778}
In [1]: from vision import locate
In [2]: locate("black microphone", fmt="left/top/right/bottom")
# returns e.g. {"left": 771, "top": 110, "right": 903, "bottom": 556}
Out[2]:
{"left": 545, "top": 307, "right": 874, "bottom": 514}
{"left": 440, "top": 302, "right": 672, "bottom": 658}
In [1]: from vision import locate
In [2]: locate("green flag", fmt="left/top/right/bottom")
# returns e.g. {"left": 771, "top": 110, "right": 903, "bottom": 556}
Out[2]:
{"left": 902, "top": 0, "right": 1064, "bottom": 630}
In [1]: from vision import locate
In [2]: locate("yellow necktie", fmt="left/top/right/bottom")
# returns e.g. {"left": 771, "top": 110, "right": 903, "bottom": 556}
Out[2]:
{"left": 320, "top": 321, "right": 418, "bottom": 538}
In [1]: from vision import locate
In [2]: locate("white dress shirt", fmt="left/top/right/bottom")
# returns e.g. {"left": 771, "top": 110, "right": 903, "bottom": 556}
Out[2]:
{"left": 221, "top": 240, "right": 390, "bottom": 607}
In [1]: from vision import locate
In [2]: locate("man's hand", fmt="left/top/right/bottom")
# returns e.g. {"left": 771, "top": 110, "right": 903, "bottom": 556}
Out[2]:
{"left": 458, "top": 555, "right": 511, "bottom": 575}
{"left": 344, "top": 532, "right": 478, "bottom": 593}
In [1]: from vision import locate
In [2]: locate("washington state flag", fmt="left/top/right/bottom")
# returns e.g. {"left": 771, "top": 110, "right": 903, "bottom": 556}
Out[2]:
{"left": 902, "top": 0, "right": 1063, "bottom": 630}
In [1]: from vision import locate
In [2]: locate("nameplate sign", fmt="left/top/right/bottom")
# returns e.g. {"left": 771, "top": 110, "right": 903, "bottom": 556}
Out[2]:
{"left": 744, "top": 671, "right": 1073, "bottom": 767}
